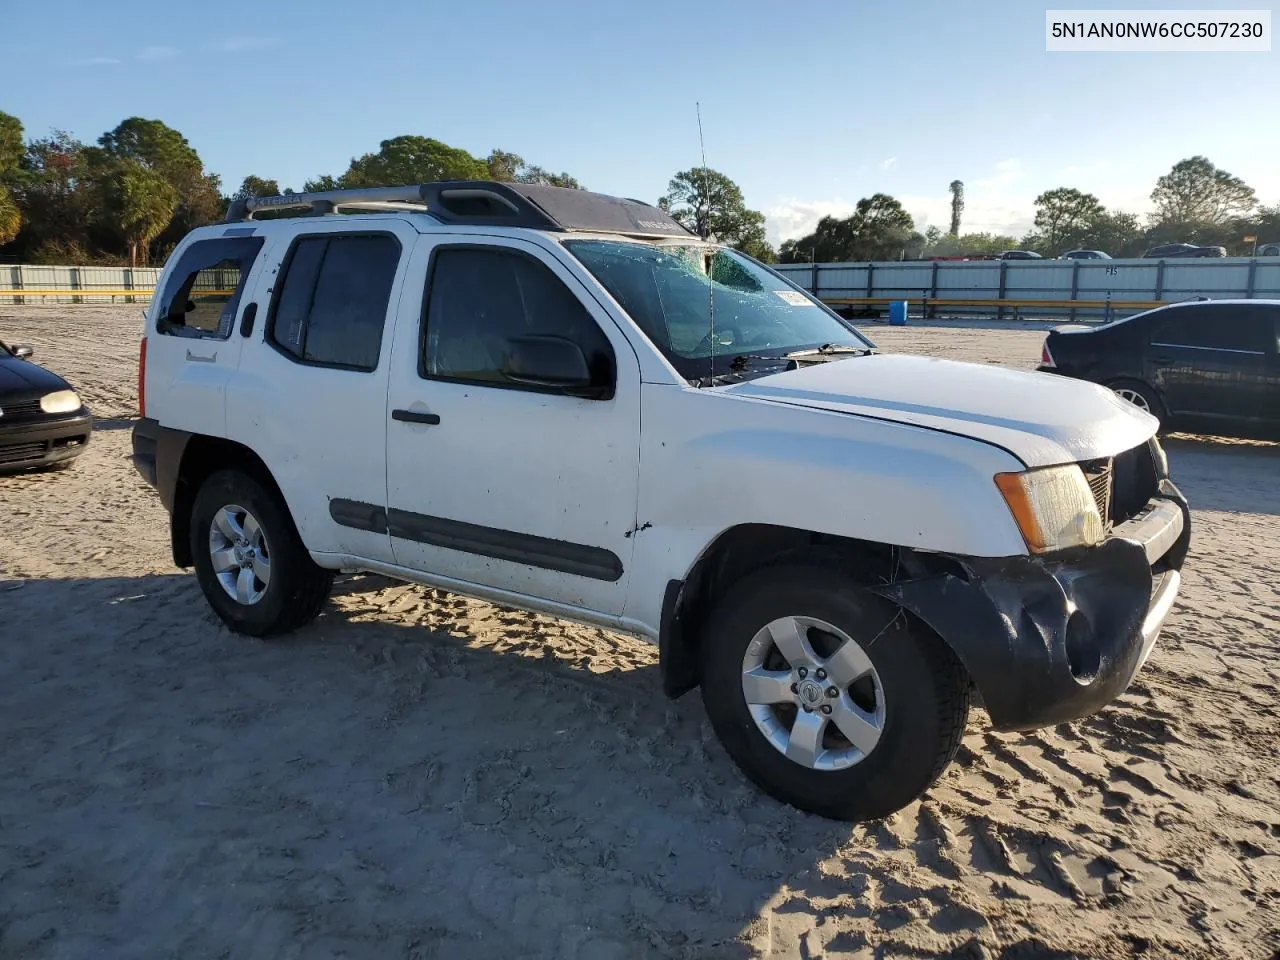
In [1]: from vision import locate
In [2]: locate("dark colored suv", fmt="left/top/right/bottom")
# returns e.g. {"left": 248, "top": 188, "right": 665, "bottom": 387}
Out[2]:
{"left": 1142, "top": 243, "right": 1227, "bottom": 259}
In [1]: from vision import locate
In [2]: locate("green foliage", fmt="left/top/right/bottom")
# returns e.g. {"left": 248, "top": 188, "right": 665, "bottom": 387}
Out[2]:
{"left": 234, "top": 175, "right": 281, "bottom": 200}
{"left": 0, "top": 111, "right": 23, "bottom": 180}
{"left": 340, "top": 135, "right": 489, "bottom": 187}
{"left": 948, "top": 180, "right": 963, "bottom": 237}
{"left": 779, "top": 194, "right": 915, "bottom": 263}
{"left": 302, "top": 174, "right": 340, "bottom": 193}
{"left": 1151, "top": 156, "right": 1255, "bottom": 228}
{"left": 0, "top": 186, "right": 19, "bottom": 244}
{"left": 99, "top": 158, "right": 179, "bottom": 266}
{"left": 921, "top": 231, "right": 1019, "bottom": 257}
{"left": 1032, "top": 187, "right": 1105, "bottom": 251}
{"left": 659, "top": 167, "right": 774, "bottom": 260}
{"left": 486, "top": 149, "right": 583, "bottom": 189}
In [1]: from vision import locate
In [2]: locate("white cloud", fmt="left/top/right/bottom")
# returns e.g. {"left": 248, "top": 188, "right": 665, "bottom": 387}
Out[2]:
{"left": 137, "top": 45, "right": 179, "bottom": 60}
{"left": 218, "top": 36, "right": 278, "bottom": 52}
{"left": 880, "top": 157, "right": 897, "bottom": 171}
{"left": 764, "top": 198, "right": 859, "bottom": 246}
{"left": 72, "top": 56, "right": 121, "bottom": 66}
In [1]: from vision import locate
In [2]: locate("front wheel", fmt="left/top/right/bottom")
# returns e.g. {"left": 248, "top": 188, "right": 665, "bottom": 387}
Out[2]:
{"left": 190, "top": 469, "right": 333, "bottom": 637}
{"left": 1109, "top": 379, "right": 1166, "bottom": 430}
{"left": 700, "top": 563, "right": 970, "bottom": 821}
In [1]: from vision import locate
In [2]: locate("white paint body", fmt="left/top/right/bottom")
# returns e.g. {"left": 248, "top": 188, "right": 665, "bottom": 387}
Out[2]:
{"left": 144, "top": 214, "right": 1161, "bottom": 642}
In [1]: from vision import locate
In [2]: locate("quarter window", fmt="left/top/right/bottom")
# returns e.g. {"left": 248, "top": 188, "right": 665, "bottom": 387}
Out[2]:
{"left": 421, "top": 247, "right": 614, "bottom": 391}
{"left": 1151, "top": 307, "right": 1270, "bottom": 353}
{"left": 156, "top": 236, "right": 264, "bottom": 339}
{"left": 268, "top": 233, "right": 400, "bottom": 371}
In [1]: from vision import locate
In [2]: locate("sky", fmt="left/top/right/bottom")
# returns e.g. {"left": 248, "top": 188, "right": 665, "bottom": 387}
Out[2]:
{"left": 2, "top": 0, "right": 1277, "bottom": 246}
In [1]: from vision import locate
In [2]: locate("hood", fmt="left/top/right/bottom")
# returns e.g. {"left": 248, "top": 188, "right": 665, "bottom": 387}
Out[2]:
{"left": 0, "top": 355, "right": 73, "bottom": 398}
{"left": 721, "top": 353, "right": 1157, "bottom": 467}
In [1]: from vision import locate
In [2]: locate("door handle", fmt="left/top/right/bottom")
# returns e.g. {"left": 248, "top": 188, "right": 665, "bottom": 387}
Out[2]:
{"left": 185, "top": 349, "right": 217, "bottom": 363}
{"left": 239, "top": 302, "right": 259, "bottom": 338}
{"left": 391, "top": 409, "right": 441, "bottom": 425}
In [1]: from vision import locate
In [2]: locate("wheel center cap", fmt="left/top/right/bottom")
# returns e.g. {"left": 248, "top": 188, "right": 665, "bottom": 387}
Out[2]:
{"left": 797, "top": 679, "right": 824, "bottom": 707}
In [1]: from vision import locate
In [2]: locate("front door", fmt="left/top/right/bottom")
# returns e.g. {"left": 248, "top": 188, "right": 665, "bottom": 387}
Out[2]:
{"left": 385, "top": 235, "right": 641, "bottom": 616}
{"left": 1148, "top": 304, "right": 1271, "bottom": 426}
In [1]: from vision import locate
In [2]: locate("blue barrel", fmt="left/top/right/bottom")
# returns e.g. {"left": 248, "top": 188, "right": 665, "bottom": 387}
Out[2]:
{"left": 888, "top": 300, "right": 909, "bottom": 325}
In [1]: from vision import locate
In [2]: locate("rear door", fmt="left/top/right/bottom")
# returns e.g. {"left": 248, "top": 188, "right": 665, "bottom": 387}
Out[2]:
{"left": 147, "top": 230, "right": 274, "bottom": 437}
{"left": 1147, "top": 303, "right": 1271, "bottom": 427}
{"left": 227, "top": 218, "right": 417, "bottom": 564}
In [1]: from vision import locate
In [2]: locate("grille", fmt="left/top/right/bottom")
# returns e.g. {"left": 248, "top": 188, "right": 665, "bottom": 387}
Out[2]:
{"left": 0, "top": 441, "right": 48, "bottom": 465}
{"left": 0, "top": 398, "right": 42, "bottom": 419}
{"left": 1081, "top": 457, "right": 1113, "bottom": 526}
{"left": 1080, "top": 443, "right": 1160, "bottom": 529}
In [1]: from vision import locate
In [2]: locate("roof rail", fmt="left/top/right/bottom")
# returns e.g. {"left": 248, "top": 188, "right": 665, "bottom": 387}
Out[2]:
{"left": 224, "top": 180, "right": 694, "bottom": 239}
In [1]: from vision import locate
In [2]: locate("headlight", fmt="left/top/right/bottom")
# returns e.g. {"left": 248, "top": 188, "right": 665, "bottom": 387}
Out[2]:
{"left": 40, "top": 390, "right": 81, "bottom": 415}
{"left": 994, "top": 465, "right": 1105, "bottom": 553}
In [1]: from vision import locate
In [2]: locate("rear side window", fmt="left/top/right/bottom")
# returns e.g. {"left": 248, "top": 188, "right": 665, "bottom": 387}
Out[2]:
{"left": 268, "top": 233, "right": 400, "bottom": 371}
{"left": 156, "top": 236, "right": 264, "bottom": 339}
{"left": 1151, "top": 306, "right": 1271, "bottom": 353}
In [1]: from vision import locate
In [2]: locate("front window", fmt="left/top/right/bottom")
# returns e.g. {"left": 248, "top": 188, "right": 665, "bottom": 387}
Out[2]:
{"left": 563, "top": 239, "right": 873, "bottom": 383}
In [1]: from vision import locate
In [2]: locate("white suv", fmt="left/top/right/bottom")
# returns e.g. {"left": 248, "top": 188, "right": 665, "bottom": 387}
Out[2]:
{"left": 132, "top": 180, "right": 1191, "bottom": 821}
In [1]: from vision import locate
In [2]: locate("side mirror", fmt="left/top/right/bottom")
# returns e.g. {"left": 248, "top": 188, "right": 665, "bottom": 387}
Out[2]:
{"left": 11, "top": 344, "right": 33, "bottom": 359}
{"left": 503, "top": 335, "right": 603, "bottom": 397}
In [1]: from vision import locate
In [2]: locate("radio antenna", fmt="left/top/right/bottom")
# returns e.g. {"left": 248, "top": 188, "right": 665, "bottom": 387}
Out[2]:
{"left": 697, "top": 101, "right": 716, "bottom": 384}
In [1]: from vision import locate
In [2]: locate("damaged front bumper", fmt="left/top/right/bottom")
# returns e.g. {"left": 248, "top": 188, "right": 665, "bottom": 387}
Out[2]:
{"left": 874, "top": 479, "right": 1190, "bottom": 732}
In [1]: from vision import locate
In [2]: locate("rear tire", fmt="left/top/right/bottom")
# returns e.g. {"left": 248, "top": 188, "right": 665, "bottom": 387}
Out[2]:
{"left": 190, "top": 469, "right": 333, "bottom": 637}
{"left": 1109, "top": 379, "right": 1166, "bottom": 430}
{"left": 700, "top": 563, "right": 970, "bottom": 821}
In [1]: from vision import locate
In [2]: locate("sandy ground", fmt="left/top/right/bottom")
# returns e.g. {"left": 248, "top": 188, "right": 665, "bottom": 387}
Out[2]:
{"left": 1, "top": 305, "right": 1277, "bottom": 960}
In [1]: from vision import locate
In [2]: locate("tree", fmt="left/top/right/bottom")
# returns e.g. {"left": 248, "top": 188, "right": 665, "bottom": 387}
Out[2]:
{"left": 948, "top": 180, "right": 964, "bottom": 236}
{"left": 302, "top": 174, "right": 340, "bottom": 193}
{"left": 100, "top": 158, "right": 178, "bottom": 266}
{"left": 1151, "top": 156, "right": 1256, "bottom": 229}
{"left": 779, "top": 194, "right": 916, "bottom": 263}
{"left": 340, "top": 135, "right": 488, "bottom": 187}
{"left": 233, "top": 175, "right": 280, "bottom": 200}
{"left": 0, "top": 187, "right": 19, "bottom": 244}
{"left": 659, "top": 166, "right": 774, "bottom": 258}
{"left": 0, "top": 110, "right": 23, "bottom": 180}
{"left": 1085, "top": 210, "right": 1144, "bottom": 257}
{"left": 6, "top": 132, "right": 95, "bottom": 260}
{"left": 486, "top": 149, "right": 582, "bottom": 189}
{"left": 1032, "top": 187, "right": 1105, "bottom": 252}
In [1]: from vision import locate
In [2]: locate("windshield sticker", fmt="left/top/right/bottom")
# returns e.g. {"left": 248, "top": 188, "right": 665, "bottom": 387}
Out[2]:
{"left": 774, "top": 290, "right": 814, "bottom": 306}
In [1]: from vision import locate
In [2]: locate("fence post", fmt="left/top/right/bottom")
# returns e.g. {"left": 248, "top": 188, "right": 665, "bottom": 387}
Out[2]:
{"left": 929, "top": 261, "right": 939, "bottom": 318}
{"left": 1246, "top": 258, "right": 1257, "bottom": 299}
{"left": 15, "top": 264, "right": 25, "bottom": 306}
{"left": 996, "top": 260, "right": 1007, "bottom": 320}
{"left": 70, "top": 267, "right": 83, "bottom": 305}
{"left": 865, "top": 262, "right": 875, "bottom": 303}
{"left": 1069, "top": 260, "right": 1079, "bottom": 322}
{"left": 1154, "top": 260, "right": 1165, "bottom": 301}
{"left": 810, "top": 261, "right": 818, "bottom": 294}
{"left": 124, "top": 267, "right": 134, "bottom": 305}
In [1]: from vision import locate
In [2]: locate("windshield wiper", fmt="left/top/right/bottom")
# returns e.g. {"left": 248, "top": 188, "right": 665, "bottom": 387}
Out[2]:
{"left": 786, "top": 343, "right": 871, "bottom": 360}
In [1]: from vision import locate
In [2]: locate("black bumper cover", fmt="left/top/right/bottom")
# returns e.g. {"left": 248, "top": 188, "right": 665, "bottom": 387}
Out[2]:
{"left": 0, "top": 410, "right": 93, "bottom": 470}
{"left": 872, "top": 480, "right": 1191, "bottom": 732}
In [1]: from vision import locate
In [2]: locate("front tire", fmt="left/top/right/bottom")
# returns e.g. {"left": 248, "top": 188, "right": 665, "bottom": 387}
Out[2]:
{"left": 700, "top": 563, "right": 970, "bottom": 821}
{"left": 190, "top": 469, "right": 333, "bottom": 637}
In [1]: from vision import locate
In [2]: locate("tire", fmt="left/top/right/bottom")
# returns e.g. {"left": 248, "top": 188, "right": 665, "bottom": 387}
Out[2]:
{"left": 1108, "top": 379, "right": 1166, "bottom": 430}
{"left": 699, "top": 563, "right": 970, "bottom": 822}
{"left": 190, "top": 468, "right": 333, "bottom": 637}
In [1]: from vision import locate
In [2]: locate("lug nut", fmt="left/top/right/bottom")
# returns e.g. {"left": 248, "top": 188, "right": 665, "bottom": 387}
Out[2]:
{"left": 820, "top": 704, "right": 832, "bottom": 715}
{"left": 797, "top": 667, "right": 808, "bottom": 679}
{"left": 801, "top": 704, "right": 812, "bottom": 712}
{"left": 816, "top": 669, "right": 827, "bottom": 680}
{"left": 827, "top": 687, "right": 839, "bottom": 698}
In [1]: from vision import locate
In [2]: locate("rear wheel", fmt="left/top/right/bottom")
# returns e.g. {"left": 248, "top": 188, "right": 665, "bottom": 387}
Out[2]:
{"left": 1109, "top": 379, "right": 1166, "bottom": 430}
{"left": 699, "top": 563, "right": 970, "bottom": 821}
{"left": 190, "top": 469, "right": 333, "bottom": 636}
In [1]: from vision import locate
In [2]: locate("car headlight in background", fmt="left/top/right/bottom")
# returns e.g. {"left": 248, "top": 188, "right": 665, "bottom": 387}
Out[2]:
{"left": 40, "top": 390, "right": 82, "bottom": 415}
{"left": 994, "top": 465, "right": 1105, "bottom": 553}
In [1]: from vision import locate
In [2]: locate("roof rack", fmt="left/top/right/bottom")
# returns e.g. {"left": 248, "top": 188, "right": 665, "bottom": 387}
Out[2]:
{"left": 224, "top": 180, "right": 694, "bottom": 239}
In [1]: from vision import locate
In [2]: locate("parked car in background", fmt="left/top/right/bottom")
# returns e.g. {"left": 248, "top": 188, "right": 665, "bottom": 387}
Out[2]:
{"left": 0, "top": 338, "right": 93, "bottom": 472}
{"left": 1060, "top": 249, "right": 1111, "bottom": 260}
{"left": 1258, "top": 242, "right": 1280, "bottom": 257}
{"left": 1142, "top": 243, "right": 1227, "bottom": 259}
{"left": 999, "top": 250, "right": 1043, "bottom": 260}
{"left": 1038, "top": 299, "right": 1280, "bottom": 441}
